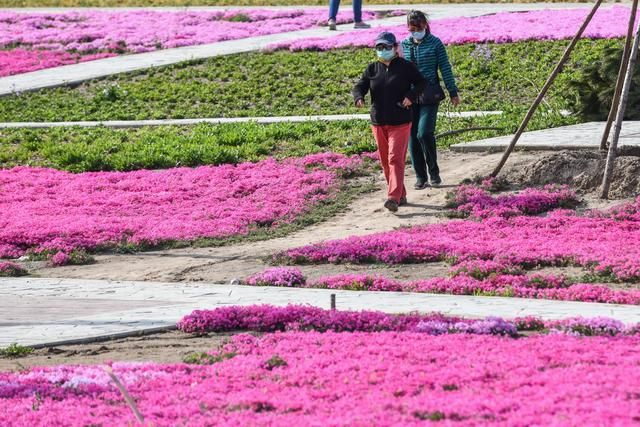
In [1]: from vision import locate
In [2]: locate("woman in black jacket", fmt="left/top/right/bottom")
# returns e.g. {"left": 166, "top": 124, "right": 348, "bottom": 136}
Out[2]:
{"left": 353, "top": 31, "right": 427, "bottom": 212}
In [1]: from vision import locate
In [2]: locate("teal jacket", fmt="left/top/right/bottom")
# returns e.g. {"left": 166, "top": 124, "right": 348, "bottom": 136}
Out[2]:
{"left": 401, "top": 33, "right": 458, "bottom": 98}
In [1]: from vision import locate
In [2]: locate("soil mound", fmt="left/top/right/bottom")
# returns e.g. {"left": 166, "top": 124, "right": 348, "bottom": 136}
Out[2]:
{"left": 505, "top": 150, "right": 640, "bottom": 199}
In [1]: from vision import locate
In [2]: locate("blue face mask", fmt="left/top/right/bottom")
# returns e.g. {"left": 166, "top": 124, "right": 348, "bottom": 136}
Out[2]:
{"left": 411, "top": 30, "right": 426, "bottom": 40}
{"left": 376, "top": 48, "right": 395, "bottom": 61}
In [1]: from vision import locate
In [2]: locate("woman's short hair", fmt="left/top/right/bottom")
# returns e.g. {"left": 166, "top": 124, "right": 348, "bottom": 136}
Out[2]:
{"left": 407, "top": 10, "right": 429, "bottom": 27}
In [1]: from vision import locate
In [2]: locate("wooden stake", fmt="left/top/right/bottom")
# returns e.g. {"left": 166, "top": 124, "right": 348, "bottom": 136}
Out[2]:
{"left": 601, "top": 16, "right": 640, "bottom": 199}
{"left": 104, "top": 366, "right": 145, "bottom": 424}
{"left": 490, "top": 0, "right": 603, "bottom": 177}
{"left": 599, "top": 0, "right": 640, "bottom": 150}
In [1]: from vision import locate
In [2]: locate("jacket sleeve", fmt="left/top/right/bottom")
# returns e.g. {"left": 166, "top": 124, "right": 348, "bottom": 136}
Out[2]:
{"left": 436, "top": 39, "right": 458, "bottom": 98}
{"left": 404, "top": 61, "right": 427, "bottom": 103}
{"left": 352, "top": 65, "right": 371, "bottom": 105}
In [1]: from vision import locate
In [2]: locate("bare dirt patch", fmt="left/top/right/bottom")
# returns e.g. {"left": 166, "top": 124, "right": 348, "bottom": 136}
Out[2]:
{"left": 505, "top": 150, "right": 640, "bottom": 199}
{"left": 0, "top": 330, "right": 231, "bottom": 371}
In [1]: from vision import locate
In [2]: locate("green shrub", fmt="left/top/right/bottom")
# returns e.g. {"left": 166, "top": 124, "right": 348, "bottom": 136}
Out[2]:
{"left": 566, "top": 43, "right": 640, "bottom": 120}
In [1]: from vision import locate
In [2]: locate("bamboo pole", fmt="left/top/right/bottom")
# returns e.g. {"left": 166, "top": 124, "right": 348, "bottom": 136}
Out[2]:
{"left": 490, "top": 0, "right": 603, "bottom": 177}
{"left": 600, "top": 19, "right": 640, "bottom": 199}
{"left": 104, "top": 366, "right": 145, "bottom": 424}
{"left": 599, "top": 0, "right": 639, "bottom": 150}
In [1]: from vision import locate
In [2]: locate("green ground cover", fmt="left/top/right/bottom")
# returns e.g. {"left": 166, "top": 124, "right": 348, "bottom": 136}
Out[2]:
{"left": 0, "top": 0, "right": 590, "bottom": 7}
{"left": 0, "top": 39, "right": 617, "bottom": 123}
{"left": 1, "top": 109, "right": 575, "bottom": 173}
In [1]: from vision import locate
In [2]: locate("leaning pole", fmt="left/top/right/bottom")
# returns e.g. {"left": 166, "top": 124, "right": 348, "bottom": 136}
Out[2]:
{"left": 599, "top": 0, "right": 640, "bottom": 150}
{"left": 490, "top": 0, "right": 603, "bottom": 177}
{"left": 600, "top": 13, "right": 640, "bottom": 199}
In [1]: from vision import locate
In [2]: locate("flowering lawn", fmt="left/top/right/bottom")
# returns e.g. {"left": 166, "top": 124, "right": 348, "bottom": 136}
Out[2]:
{"left": 271, "top": 6, "right": 639, "bottom": 51}
{"left": 3, "top": 327, "right": 640, "bottom": 425}
{"left": 276, "top": 195, "right": 640, "bottom": 283}
{"left": 245, "top": 265, "right": 640, "bottom": 305}
{"left": 0, "top": 9, "right": 377, "bottom": 76}
{"left": 0, "top": 153, "right": 364, "bottom": 259}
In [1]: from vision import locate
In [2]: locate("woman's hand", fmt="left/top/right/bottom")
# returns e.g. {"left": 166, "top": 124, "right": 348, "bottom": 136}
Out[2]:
{"left": 401, "top": 97, "right": 413, "bottom": 108}
{"left": 451, "top": 96, "right": 461, "bottom": 107}
{"left": 355, "top": 99, "right": 365, "bottom": 108}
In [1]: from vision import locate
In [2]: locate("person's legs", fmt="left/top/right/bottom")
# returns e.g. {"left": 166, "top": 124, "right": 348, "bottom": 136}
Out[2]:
{"left": 417, "top": 104, "right": 440, "bottom": 183}
{"left": 371, "top": 125, "right": 391, "bottom": 186}
{"left": 409, "top": 106, "right": 429, "bottom": 187}
{"left": 386, "top": 123, "right": 412, "bottom": 203}
{"left": 352, "top": 0, "right": 362, "bottom": 23}
{"left": 328, "top": 0, "right": 340, "bottom": 21}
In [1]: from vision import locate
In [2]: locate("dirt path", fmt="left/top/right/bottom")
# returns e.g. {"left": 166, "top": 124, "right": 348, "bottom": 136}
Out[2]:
{"left": 28, "top": 151, "right": 539, "bottom": 283}
{"left": 0, "top": 331, "right": 230, "bottom": 371}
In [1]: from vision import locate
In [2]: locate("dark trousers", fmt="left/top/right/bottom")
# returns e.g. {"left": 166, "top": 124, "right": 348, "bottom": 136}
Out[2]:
{"left": 409, "top": 104, "right": 439, "bottom": 183}
{"left": 328, "top": 0, "right": 362, "bottom": 22}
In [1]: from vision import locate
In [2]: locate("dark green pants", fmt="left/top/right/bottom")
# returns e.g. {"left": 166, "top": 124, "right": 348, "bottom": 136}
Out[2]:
{"left": 409, "top": 104, "right": 439, "bottom": 183}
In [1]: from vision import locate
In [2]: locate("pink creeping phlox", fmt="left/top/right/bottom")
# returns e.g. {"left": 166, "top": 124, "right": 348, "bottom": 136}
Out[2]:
{"left": 270, "top": 6, "right": 640, "bottom": 51}
{"left": 0, "top": 261, "right": 27, "bottom": 276}
{"left": 0, "top": 9, "right": 376, "bottom": 76}
{"left": 0, "top": 49, "right": 114, "bottom": 77}
{"left": 243, "top": 268, "right": 640, "bottom": 305}
{"left": 278, "top": 198, "right": 640, "bottom": 281}
{"left": 176, "top": 305, "right": 640, "bottom": 337}
{"left": 0, "top": 153, "right": 363, "bottom": 259}
{"left": 447, "top": 184, "right": 579, "bottom": 218}
{"left": 3, "top": 331, "right": 640, "bottom": 425}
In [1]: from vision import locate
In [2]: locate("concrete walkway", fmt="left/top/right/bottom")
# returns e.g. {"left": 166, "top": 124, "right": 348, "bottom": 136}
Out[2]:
{"left": 2, "top": 277, "right": 640, "bottom": 347}
{"left": 0, "top": 3, "right": 592, "bottom": 96}
{"left": 0, "top": 111, "right": 502, "bottom": 129}
{"left": 451, "top": 121, "right": 640, "bottom": 152}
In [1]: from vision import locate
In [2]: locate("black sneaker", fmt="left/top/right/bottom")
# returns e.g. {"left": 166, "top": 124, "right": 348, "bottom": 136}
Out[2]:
{"left": 384, "top": 199, "right": 399, "bottom": 212}
{"left": 414, "top": 180, "right": 428, "bottom": 190}
{"left": 399, "top": 197, "right": 408, "bottom": 206}
{"left": 431, "top": 176, "right": 442, "bottom": 186}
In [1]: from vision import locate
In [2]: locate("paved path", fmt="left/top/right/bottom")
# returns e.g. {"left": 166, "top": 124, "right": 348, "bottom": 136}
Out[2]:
{"left": 0, "top": 111, "right": 502, "bottom": 129}
{"left": 0, "top": 3, "right": 592, "bottom": 96}
{"left": 2, "top": 277, "right": 640, "bottom": 347}
{"left": 451, "top": 121, "right": 640, "bottom": 152}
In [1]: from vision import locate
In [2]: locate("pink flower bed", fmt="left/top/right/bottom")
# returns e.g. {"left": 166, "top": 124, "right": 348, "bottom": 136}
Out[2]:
{"left": 0, "top": 49, "right": 115, "bottom": 77}
{"left": 0, "top": 153, "right": 361, "bottom": 258}
{"left": 3, "top": 331, "right": 640, "bottom": 425}
{"left": 0, "top": 261, "right": 26, "bottom": 277}
{"left": 0, "top": 9, "right": 378, "bottom": 76}
{"left": 243, "top": 267, "right": 640, "bottom": 305}
{"left": 177, "top": 305, "right": 636, "bottom": 336}
{"left": 277, "top": 198, "right": 640, "bottom": 281}
{"left": 446, "top": 183, "right": 579, "bottom": 218}
{"left": 270, "top": 6, "right": 640, "bottom": 51}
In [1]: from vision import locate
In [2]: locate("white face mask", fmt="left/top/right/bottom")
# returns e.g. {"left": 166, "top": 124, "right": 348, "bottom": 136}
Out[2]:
{"left": 411, "top": 30, "right": 426, "bottom": 40}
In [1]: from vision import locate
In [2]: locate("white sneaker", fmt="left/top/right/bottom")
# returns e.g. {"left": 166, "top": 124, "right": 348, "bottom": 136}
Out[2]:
{"left": 328, "top": 19, "right": 337, "bottom": 30}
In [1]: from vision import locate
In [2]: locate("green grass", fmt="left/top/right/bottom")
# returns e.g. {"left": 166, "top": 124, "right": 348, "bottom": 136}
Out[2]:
{"left": 0, "top": 39, "right": 620, "bottom": 123}
{"left": 0, "top": 0, "right": 591, "bottom": 7}
{"left": 1, "top": 109, "right": 577, "bottom": 173}
{"left": 0, "top": 343, "right": 34, "bottom": 359}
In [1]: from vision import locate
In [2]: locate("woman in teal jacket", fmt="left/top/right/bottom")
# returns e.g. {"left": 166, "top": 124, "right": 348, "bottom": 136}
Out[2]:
{"left": 402, "top": 10, "right": 460, "bottom": 189}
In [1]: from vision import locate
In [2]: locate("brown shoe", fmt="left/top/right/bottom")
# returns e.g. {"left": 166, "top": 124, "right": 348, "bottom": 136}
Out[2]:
{"left": 384, "top": 199, "right": 399, "bottom": 212}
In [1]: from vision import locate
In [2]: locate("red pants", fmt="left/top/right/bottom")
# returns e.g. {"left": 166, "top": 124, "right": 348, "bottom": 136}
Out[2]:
{"left": 372, "top": 123, "right": 412, "bottom": 203}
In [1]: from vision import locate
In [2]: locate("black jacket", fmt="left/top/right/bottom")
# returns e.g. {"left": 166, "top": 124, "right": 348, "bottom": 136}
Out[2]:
{"left": 352, "top": 57, "right": 427, "bottom": 126}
